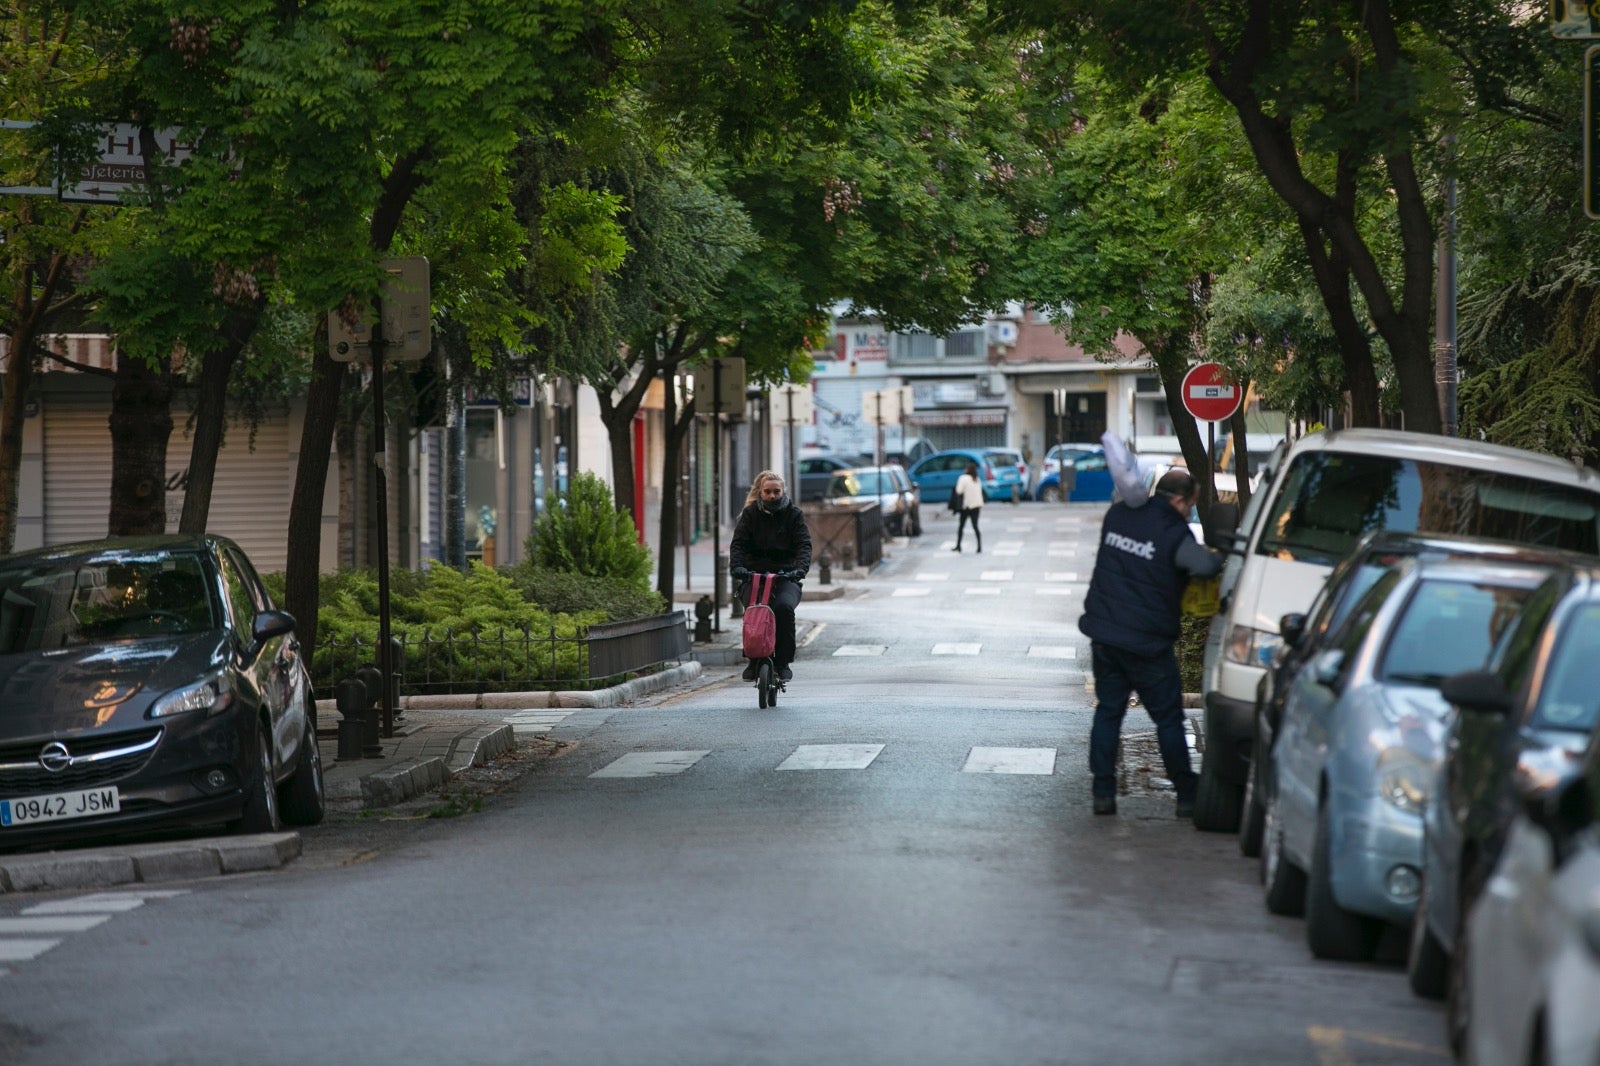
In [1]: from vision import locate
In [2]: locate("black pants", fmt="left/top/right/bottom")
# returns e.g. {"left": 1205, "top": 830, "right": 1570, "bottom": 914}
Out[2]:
{"left": 955, "top": 507, "right": 982, "bottom": 549}
{"left": 1088, "top": 642, "right": 1195, "bottom": 803}
{"left": 738, "top": 576, "right": 802, "bottom": 668}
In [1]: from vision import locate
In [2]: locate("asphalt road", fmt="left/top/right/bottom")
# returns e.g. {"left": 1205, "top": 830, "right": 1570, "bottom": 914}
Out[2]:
{"left": 0, "top": 503, "right": 1448, "bottom": 1066}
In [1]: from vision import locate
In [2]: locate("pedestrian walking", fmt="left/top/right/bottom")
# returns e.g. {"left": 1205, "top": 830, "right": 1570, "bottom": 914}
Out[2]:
{"left": 952, "top": 462, "right": 984, "bottom": 553}
{"left": 1078, "top": 467, "right": 1221, "bottom": 818}
{"left": 730, "top": 470, "right": 812, "bottom": 682}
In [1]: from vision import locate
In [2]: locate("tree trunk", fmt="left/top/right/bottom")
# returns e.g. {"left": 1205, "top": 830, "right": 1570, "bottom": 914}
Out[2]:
{"left": 284, "top": 348, "right": 346, "bottom": 652}
{"left": 107, "top": 357, "right": 175, "bottom": 535}
{"left": 655, "top": 377, "right": 694, "bottom": 604}
{"left": 178, "top": 300, "right": 263, "bottom": 533}
{"left": 0, "top": 314, "right": 41, "bottom": 554}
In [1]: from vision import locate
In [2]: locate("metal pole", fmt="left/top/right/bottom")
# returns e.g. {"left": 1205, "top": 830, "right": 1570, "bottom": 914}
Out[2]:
{"left": 875, "top": 391, "right": 884, "bottom": 469}
{"left": 1434, "top": 150, "right": 1458, "bottom": 437}
{"left": 712, "top": 360, "right": 723, "bottom": 634}
{"left": 370, "top": 305, "right": 395, "bottom": 738}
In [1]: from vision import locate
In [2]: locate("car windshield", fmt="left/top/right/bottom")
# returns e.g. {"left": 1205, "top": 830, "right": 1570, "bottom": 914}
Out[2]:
{"left": 0, "top": 551, "right": 214, "bottom": 652}
{"left": 834, "top": 471, "right": 897, "bottom": 496}
{"left": 1379, "top": 578, "right": 1536, "bottom": 689}
{"left": 1532, "top": 601, "right": 1600, "bottom": 731}
{"left": 1258, "top": 452, "right": 1600, "bottom": 566}
{"left": 986, "top": 452, "right": 1021, "bottom": 470}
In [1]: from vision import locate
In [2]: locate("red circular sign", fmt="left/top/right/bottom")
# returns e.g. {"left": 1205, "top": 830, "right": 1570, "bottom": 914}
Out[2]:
{"left": 1180, "top": 362, "right": 1243, "bottom": 422}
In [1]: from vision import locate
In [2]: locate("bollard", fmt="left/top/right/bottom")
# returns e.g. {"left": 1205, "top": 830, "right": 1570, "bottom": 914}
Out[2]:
{"left": 387, "top": 637, "right": 406, "bottom": 724}
{"left": 334, "top": 678, "right": 367, "bottom": 761}
{"left": 819, "top": 552, "right": 832, "bottom": 585}
{"left": 715, "top": 553, "right": 729, "bottom": 609}
{"left": 353, "top": 665, "right": 385, "bottom": 758}
{"left": 693, "top": 595, "right": 714, "bottom": 643}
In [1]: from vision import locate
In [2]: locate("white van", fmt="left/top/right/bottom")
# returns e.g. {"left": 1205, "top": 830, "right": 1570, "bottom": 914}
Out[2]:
{"left": 1194, "top": 428, "right": 1600, "bottom": 831}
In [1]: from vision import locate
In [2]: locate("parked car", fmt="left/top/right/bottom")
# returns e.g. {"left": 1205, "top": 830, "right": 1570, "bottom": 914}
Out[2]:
{"left": 1258, "top": 552, "right": 1557, "bottom": 960}
{"left": 825, "top": 464, "right": 921, "bottom": 537}
{"left": 1409, "top": 565, "right": 1600, "bottom": 1051}
{"left": 1196, "top": 428, "right": 1600, "bottom": 834}
{"left": 907, "top": 448, "right": 1027, "bottom": 506}
{"left": 797, "top": 453, "right": 860, "bottom": 503}
{"left": 982, "top": 447, "right": 1030, "bottom": 501}
{"left": 1240, "top": 531, "right": 1584, "bottom": 860}
{"left": 1036, "top": 445, "right": 1115, "bottom": 503}
{"left": 1464, "top": 724, "right": 1600, "bottom": 1066}
{"left": 0, "top": 534, "right": 324, "bottom": 851}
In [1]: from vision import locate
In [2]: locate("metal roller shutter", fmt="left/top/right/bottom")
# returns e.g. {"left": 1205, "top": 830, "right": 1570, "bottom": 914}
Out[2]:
{"left": 42, "top": 398, "right": 112, "bottom": 546}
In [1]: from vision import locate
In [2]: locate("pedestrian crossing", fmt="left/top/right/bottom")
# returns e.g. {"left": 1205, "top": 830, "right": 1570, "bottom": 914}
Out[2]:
{"left": 831, "top": 643, "right": 1077, "bottom": 658}
{"left": 0, "top": 890, "right": 186, "bottom": 970}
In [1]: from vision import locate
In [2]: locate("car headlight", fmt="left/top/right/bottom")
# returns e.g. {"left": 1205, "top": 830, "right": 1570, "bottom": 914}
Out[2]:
{"left": 150, "top": 671, "right": 235, "bottom": 718}
{"left": 1224, "top": 624, "right": 1281, "bottom": 668}
{"left": 1376, "top": 748, "right": 1429, "bottom": 814}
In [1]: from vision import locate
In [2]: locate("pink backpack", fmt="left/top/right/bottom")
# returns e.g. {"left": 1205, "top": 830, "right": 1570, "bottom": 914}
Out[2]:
{"left": 741, "top": 573, "right": 777, "bottom": 660}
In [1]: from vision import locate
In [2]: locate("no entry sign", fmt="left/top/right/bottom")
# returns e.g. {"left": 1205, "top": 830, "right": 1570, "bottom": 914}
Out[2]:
{"left": 1180, "top": 362, "right": 1243, "bottom": 422}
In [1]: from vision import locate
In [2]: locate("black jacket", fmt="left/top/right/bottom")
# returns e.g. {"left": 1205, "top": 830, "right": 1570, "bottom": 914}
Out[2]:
{"left": 1078, "top": 499, "right": 1200, "bottom": 656}
{"left": 730, "top": 499, "right": 812, "bottom": 577}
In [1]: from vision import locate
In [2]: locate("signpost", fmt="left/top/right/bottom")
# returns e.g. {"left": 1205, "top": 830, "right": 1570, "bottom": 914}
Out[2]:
{"left": 1554, "top": 0, "right": 1600, "bottom": 38}
{"left": 691, "top": 358, "right": 746, "bottom": 634}
{"left": 860, "top": 386, "right": 912, "bottom": 468}
{"left": 1180, "top": 362, "right": 1243, "bottom": 497}
{"left": 773, "top": 384, "right": 814, "bottom": 509}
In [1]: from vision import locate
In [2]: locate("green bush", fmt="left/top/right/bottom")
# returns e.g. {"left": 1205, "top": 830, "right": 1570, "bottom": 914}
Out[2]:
{"left": 525, "top": 470, "right": 653, "bottom": 585}
{"left": 1178, "top": 615, "right": 1208, "bottom": 694}
{"left": 507, "top": 564, "right": 667, "bottom": 619}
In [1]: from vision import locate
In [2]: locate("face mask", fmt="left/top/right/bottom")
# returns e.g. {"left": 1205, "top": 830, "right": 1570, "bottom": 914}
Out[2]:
{"left": 760, "top": 492, "right": 789, "bottom": 514}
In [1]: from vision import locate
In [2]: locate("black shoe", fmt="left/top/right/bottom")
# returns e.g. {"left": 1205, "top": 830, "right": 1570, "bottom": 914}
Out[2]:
{"left": 952, "top": 545, "right": 961, "bottom": 552}
{"left": 1176, "top": 798, "right": 1195, "bottom": 819}
{"left": 1093, "top": 796, "right": 1117, "bottom": 816}
{"left": 779, "top": 665, "right": 793, "bottom": 681}
{"left": 742, "top": 662, "right": 759, "bottom": 681}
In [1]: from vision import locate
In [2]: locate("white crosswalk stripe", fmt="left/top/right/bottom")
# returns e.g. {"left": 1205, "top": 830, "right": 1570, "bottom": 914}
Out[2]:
{"left": 0, "top": 890, "right": 188, "bottom": 974}
{"left": 1036, "top": 587, "right": 1073, "bottom": 596}
{"left": 914, "top": 571, "right": 952, "bottom": 581}
{"left": 964, "top": 587, "right": 1001, "bottom": 596}
{"left": 776, "top": 744, "right": 884, "bottom": 770}
{"left": 962, "top": 747, "right": 1057, "bottom": 775}
{"left": 1027, "top": 646, "right": 1077, "bottom": 659}
{"left": 0, "top": 916, "right": 111, "bottom": 934}
{"left": 978, "top": 570, "right": 1014, "bottom": 581}
{"left": 0, "top": 939, "right": 60, "bottom": 963}
{"left": 1044, "top": 572, "right": 1079, "bottom": 582}
{"left": 504, "top": 711, "right": 574, "bottom": 734}
{"left": 931, "top": 643, "right": 981, "bottom": 655}
{"left": 833, "top": 645, "right": 887, "bottom": 656}
{"left": 891, "top": 587, "right": 932, "bottom": 597}
{"left": 590, "top": 751, "right": 710, "bottom": 778}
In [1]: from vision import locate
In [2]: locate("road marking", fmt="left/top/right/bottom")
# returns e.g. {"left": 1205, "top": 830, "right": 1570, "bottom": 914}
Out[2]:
{"left": 1028, "top": 646, "right": 1077, "bottom": 659}
{"left": 1045, "top": 571, "right": 1079, "bottom": 582}
{"left": 0, "top": 939, "right": 59, "bottom": 962}
{"left": 0, "top": 916, "right": 111, "bottom": 934}
{"left": 1047, "top": 547, "right": 1077, "bottom": 557}
{"left": 777, "top": 744, "right": 884, "bottom": 770}
{"left": 1037, "top": 587, "right": 1073, "bottom": 596}
{"left": 963, "top": 747, "right": 1057, "bottom": 774}
{"left": 590, "top": 751, "right": 709, "bottom": 778}
{"left": 964, "top": 587, "right": 1001, "bottom": 596}
{"left": 892, "top": 587, "right": 932, "bottom": 597}
{"left": 979, "top": 570, "right": 1014, "bottom": 581}
{"left": 1002, "top": 525, "right": 1033, "bottom": 533}
{"left": 23, "top": 890, "right": 184, "bottom": 914}
{"left": 914, "top": 571, "right": 952, "bottom": 581}
{"left": 504, "top": 711, "right": 574, "bottom": 734}
{"left": 932, "top": 643, "right": 981, "bottom": 655}
{"left": 991, "top": 547, "right": 1021, "bottom": 557}
{"left": 834, "top": 644, "right": 887, "bottom": 656}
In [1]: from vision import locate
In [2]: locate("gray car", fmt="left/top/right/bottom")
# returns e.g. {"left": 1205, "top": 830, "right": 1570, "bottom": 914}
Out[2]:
{"left": 824, "top": 465, "right": 921, "bottom": 537}
{"left": 1260, "top": 554, "right": 1558, "bottom": 961}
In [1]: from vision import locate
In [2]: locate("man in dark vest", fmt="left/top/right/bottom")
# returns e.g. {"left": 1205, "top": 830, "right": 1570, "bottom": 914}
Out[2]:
{"left": 1078, "top": 467, "right": 1221, "bottom": 818}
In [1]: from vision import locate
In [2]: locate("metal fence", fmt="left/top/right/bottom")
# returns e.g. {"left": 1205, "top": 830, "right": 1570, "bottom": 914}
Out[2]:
{"left": 313, "top": 610, "right": 691, "bottom": 695}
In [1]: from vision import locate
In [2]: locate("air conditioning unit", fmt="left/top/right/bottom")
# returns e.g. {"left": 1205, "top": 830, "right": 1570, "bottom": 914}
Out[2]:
{"left": 988, "top": 319, "right": 1019, "bottom": 346}
{"left": 978, "top": 373, "right": 1007, "bottom": 396}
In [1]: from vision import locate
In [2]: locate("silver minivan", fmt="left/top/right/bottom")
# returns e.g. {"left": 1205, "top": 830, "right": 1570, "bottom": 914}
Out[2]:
{"left": 1195, "top": 429, "right": 1600, "bottom": 832}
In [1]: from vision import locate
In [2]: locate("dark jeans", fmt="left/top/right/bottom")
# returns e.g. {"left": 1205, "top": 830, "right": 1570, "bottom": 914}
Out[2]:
{"left": 738, "top": 576, "right": 802, "bottom": 668}
{"left": 1088, "top": 642, "right": 1196, "bottom": 802}
{"left": 955, "top": 507, "right": 982, "bottom": 548}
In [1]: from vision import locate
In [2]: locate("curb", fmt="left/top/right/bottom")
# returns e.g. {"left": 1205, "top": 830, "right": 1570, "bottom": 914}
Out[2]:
{"left": 0, "top": 833, "right": 302, "bottom": 895}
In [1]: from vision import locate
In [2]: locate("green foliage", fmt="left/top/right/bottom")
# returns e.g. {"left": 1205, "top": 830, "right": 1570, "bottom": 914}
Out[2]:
{"left": 526, "top": 471, "right": 653, "bottom": 584}
{"left": 506, "top": 565, "right": 667, "bottom": 620}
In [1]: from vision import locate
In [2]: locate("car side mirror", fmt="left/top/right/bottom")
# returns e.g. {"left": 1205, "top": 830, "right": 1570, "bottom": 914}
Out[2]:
{"left": 1520, "top": 773, "right": 1593, "bottom": 856}
{"left": 253, "top": 609, "right": 297, "bottom": 643}
{"left": 1279, "top": 612, "right": 1307, "bottom": 649}
{"left": 1439, "top": 669, "right": 1513, "bottom": 717}
{"left": 1310, "top": 648, "right": 1345, "bottom": 688}
{"left": 1204, "top": 501, "right": 1242, "bottom": 552}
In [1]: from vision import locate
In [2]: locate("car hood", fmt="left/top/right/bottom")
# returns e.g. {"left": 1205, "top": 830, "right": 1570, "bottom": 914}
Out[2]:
{"left": 0, "top": 634, "right": 228, "bottom": 734}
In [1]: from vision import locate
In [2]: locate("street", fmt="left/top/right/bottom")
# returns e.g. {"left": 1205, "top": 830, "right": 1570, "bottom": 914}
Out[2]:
{"left": 0, "top": 503, "right": 1447, "bottom": 1066}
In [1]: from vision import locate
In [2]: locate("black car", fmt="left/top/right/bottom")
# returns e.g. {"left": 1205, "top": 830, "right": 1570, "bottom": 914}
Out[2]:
{"left": 0, "top": 534, "right": 324, "bottom": 850}
{"left": 1240, "top": 531, "right": 1596, "bottom": 861}
{"left": 797, "top": 454, "right": 860, "bottom": 503}
{"left": 1407, "top": 565, "right": 1600, "bottom": 1047}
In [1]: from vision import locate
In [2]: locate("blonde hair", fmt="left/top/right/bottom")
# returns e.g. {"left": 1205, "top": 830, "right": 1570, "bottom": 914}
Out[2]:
{"left": 744, "top": 470, "right": 786, "bottom": 507}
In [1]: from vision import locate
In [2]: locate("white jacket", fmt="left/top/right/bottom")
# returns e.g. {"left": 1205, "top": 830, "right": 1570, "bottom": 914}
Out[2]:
{"left": 955, "top": 473, "right": 985, "bottom": 510}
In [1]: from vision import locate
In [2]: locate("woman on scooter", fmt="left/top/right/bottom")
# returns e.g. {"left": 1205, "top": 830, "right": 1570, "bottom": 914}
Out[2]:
{"left": 729, "top": 470, "right": 812, "bottom": 682}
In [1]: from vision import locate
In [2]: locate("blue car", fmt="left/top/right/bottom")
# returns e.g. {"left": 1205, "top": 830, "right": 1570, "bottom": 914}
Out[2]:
{"left": 1034, "top": 445, "right": 1113, "bottom": 502}
{"left": 908, "top": 448, "right": 1027, "bottom": 505}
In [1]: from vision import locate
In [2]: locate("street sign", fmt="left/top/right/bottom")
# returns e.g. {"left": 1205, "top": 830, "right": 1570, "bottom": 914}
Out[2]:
{"left": 328, "top": 257, "right": 432, "bottom": 362}
{"left": 1180, "top": 362, "right": 1243, "bottom": 422}
{"left": 691, "top": 357, "right": 746, "bottom": 415}
{"left": 58, "top": 123, "right": 193, "bottom": 205}
{"left": 1554, "top": 0, "right": 1600, "bottom": 38}
{"left": 772, "top": 383, "right": 814, "bottom": 426}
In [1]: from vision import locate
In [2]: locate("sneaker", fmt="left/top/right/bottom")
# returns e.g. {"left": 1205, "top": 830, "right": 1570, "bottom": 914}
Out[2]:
{"left": 1093, "top": 796, "right": 1117, "bottom": 816}
{"left": 1175, "top": 798, "right": 1196, "bottom": 819}
{"left": 952, "top": 545, "right": 961, "bottom": 552}
{"left": 779, "top": 665, "right": 793, "bottom": 681}
{"left": 741, "top": 662, "right": 759, "bottom": 681}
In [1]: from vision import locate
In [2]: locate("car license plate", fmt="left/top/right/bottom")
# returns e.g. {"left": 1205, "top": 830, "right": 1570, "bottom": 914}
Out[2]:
{"left": 0, "top": 786, "right": 120, "bottom": 827}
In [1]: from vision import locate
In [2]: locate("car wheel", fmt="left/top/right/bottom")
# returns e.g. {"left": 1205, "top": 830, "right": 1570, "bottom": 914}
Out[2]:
{"left": 233, "top": 720, "right": 282, "bottom": 835}
{"left": 1306, "top": 802, "right": 1381, "bottom": 961}
{"left": 278, "top": 714, "right": 326, "bottom": 827}
{"left": 1038, "top": 485, "right": 1063, "bottom": 503}
{"left": 1407, "top": 872, "right": 1448, "bottom": 999}
{"left": 1192, "top": 748, "right": 1243, "bottom": 832}
{"left": 1239, "top": 751, "right": 1266, "bottom": 858}
{"left": 1262, "top": 791, "right": 1307, "bottom": 916}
